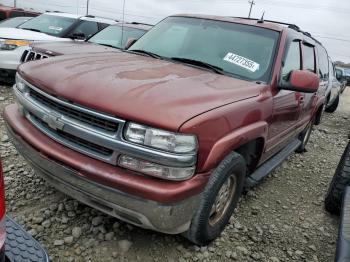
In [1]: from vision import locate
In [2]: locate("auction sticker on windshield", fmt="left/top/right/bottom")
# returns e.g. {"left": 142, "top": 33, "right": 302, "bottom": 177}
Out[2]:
{"left": 224, "top": 53, "right": 260, "bottom": 72}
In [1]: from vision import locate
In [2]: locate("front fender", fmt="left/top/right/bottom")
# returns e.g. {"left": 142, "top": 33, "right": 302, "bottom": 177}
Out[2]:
{"left": 201, "top": 121, "right": 268, "bottom": 171}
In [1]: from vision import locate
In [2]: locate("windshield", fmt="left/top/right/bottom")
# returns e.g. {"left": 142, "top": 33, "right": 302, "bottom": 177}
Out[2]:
{"left": 0, "top": 17, "right": 29, "bottom": 28}
{"left": 130, "top": 17, "right": 279, "bottom": 82}
{"left": 88, "top": 25, "right": 146, "bottom": 49}
{"left": 19, "top": 14, "right": 76, "bottom": 37}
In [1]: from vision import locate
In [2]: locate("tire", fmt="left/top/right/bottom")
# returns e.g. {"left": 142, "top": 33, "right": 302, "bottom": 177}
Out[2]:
{"left": 325, "top": 95, "right": 339, "bottom": 113}
{"left": 325, "top": 141, "right": 350, "bottom": 215}
{"left": 314, "top": 105, "right": 325, "bottom": 126}
{"left": 296, "top": 119, "right": 314, "bottom": 153}
{"left": 186, "top": 152, "right": 246, "bottom": 246}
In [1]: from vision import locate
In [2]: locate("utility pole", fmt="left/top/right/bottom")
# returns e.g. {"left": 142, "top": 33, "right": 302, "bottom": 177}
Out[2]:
{"left": 86, "top": 0, "right": 90, "bottom": 15}
{"left": 248, "top": 0, "right": 255, "bottom": 18}
{"left": 14, "top": 0, "right": 16, "bottom": 8}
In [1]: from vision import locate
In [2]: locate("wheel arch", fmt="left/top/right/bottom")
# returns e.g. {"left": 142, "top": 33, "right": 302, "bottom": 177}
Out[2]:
{"left": 200, "top": 121, "right": 268, "bottom": 173}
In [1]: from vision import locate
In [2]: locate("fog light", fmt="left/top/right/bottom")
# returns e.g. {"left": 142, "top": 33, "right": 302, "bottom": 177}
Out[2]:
{"left": 118, "top": 155, "right": 195, "bottom": 180}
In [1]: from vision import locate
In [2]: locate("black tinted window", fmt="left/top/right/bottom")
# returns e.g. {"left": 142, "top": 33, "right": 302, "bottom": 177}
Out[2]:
{"left": 303, "top": 44, "right": 315, "bottom": 72}
{"left": 281, "top": 41, "right": 301, "bottom": 80}
{"left": 317, "top": 46, "right": 329, "bottom": 80}
{"left": 0, "top": 11, "right": 6, "bottom": 20}
{"left": 72, "top": 21, "right": 99, "bottom": 39}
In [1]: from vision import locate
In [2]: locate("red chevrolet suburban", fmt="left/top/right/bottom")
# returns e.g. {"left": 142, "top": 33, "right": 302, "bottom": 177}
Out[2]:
{"left": 0, "top": 6, "right": 39, "bottom": 21}
{"left": 4, "top": 15, "right": 327, "bottom": 245}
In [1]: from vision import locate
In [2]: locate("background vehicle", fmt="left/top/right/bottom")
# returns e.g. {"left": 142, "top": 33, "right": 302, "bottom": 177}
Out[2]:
{"left": 0, "top": 5, "right": 39, "bottom": 21}
{"left": 0, "top": 12, "right": 116, "bottom": 83}
{"left": 21, "top": 22, "right": 152, "bottom": 62}
{"left": 0, "top": 16, "right": 31, "bottom": 28}
{"left": 345, "top": 68, "right": 350, "bottom": 86}
{"left": 324, "top": 58, "right": 341, "bottom": 113}
{"left": 5, "top": 15, "right": 325, "bottom": 246}
{"left": 336, "top": 67, "right": 347, "bottom": 93}
{"left": 325, "top": 140, "right": 350, "bottom": 262}
{"left": 0, "top": 158, "right": 49, "bottom": 261}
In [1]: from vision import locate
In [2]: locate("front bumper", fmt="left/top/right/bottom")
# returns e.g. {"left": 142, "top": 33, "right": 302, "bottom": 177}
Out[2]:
{"left": 0, "top": 46, "right": 26, "bottom": 71}
{"left": 5, "top": 105, "right": 204, "bottom": 234}
{"left": 5, "top": 216, "right": 49, "bottom": 262}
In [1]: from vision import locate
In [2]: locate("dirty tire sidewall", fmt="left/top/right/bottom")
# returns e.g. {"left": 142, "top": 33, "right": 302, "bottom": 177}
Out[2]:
{"left": 325, "top": 141, "right": 350, "bottom": 215}
{"left": 296, "top": 119, "right": 314, "bottom": 153}
{"left": 187, "top": 152, "right": 246, "bottom": 246}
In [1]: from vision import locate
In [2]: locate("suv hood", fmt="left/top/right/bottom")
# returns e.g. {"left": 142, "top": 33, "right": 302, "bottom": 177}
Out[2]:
{"left": 0, "top": 28, "right": 67, "bottom": 41}
{"left": 31, "top": 41, "right": 119, "bottom": 56}
{"left": 18, "top": 52, "right": 263, "bottom": 131}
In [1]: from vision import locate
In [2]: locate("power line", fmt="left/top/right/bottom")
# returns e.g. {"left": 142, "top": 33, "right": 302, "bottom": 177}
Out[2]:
{"left": 314, "top": 35, "right": 350, "bottom": 43}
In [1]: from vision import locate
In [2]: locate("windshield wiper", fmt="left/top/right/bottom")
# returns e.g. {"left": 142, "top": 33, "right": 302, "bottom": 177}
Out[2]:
{"left": 170, "top": 57, "right": 225, "bottom": 75}
{"left": 21, "top": 28, "right": 42, "bottom": 33}
{"left": 128, "top": 49, "right": 163, "bottom": 59}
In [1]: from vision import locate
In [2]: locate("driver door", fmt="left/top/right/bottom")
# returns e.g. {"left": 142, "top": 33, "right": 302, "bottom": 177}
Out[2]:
{"left": 265, "top": 40, "right": 303, "bottom": 159}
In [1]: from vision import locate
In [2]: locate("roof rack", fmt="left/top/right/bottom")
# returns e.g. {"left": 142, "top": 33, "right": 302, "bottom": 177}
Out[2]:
{"left": 232, "top": 17, "right": 300, "bottom": 30}
{"left": 232, "top": 16, "right": 323, "bottom": 46}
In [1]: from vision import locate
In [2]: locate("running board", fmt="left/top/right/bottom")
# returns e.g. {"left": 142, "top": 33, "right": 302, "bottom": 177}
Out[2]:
{"left": 245, "top": 139, "right": 301, "bottom": 188}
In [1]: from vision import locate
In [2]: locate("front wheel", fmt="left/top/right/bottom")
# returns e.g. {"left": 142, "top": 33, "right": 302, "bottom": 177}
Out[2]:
{"left": 325, "top": 141, "right": 350, "bottom": 215}
{"left": 186, "top": 152, "right": 246, "bottom": 246}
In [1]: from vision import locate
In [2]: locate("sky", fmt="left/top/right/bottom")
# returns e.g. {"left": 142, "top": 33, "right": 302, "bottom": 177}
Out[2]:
{"left": 1, "top": 0, "right": 350, "bottom": 63}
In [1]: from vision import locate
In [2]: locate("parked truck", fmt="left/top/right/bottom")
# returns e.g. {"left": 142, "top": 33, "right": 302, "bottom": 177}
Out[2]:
{"left": 4, "top": 15, "right": 328, "bottom": 245}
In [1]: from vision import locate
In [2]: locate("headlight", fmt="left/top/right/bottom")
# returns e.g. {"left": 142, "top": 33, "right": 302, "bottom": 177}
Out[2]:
{"left": 118, "top": 155, "right": 195, "bottom": 180}
{"left": 0, "top": 39, "right": 30, "bottom": 51}
{"left": 15, "top": 74, "right": 27, "bottom": 93}
{"left": 124, "top": 123, "right": 198, "bottom": 153}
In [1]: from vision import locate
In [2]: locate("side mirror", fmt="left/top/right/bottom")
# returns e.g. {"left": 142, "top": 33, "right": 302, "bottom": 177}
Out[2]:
{"left": 279, "top": 70, "right": 319, "bottom": 93}
{"left": 124, "top": 38, "right": 137, "bottom": 50}
{"left": 70, "top": 32, "right": 86, "bottom": 40}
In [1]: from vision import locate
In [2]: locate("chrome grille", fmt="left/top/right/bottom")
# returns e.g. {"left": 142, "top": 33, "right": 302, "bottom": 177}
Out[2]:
{"left": 21, "top": 50, "right": 49, "bottom": 63}
{"left": 29, "top": 88, "right": 119, "bottom": 133}
{"left": 32, "top": 114, "right": 114, "bottom": 156}
{"left": 14, "top": 75, "right": 197, "bottom": 168}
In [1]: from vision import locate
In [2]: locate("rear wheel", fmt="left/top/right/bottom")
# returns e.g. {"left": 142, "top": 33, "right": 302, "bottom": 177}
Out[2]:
{"left": 325, "top": 141, "right": 350, "bottom": 215}
{"left": 186, "top": 152, "right": 246, "bottom": 246}
{"left": 325, "top": 95, "right": 340, "bottom": 113}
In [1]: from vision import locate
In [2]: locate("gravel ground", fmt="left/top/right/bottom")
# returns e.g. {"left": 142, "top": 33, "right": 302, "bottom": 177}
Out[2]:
{"left": 0, "top": 84, "right": 349, "bottom": 262}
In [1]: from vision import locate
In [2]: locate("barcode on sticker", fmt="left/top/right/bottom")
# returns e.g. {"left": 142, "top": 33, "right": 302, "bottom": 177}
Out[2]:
{"left": 224, "top": 53, "right": 260, "bottom": 72}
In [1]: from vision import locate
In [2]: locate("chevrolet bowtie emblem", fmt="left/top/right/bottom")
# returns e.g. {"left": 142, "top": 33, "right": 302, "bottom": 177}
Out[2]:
{"left": 42, "top": 112, "right": 65, "bottom": 131}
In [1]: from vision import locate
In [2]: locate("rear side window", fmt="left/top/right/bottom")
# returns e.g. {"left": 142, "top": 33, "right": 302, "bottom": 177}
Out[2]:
{"left": 303, "top": 44, "right": 315, "bottom": 72}
{"left": 317, "top": 46, "right": 329, "bottom": 80}
{"left": 72, "top": 21, "right": 99, "bottom": 39}
{"left": 281, "top": 41, "right": 301, "bottom": 80}
{"left": 0, "top": 11, "right": 7, "bottom": 20}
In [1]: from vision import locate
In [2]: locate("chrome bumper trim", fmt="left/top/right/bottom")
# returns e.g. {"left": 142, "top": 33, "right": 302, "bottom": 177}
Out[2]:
{"left": 6, "top": 124, "right": 200, "bottom": 234}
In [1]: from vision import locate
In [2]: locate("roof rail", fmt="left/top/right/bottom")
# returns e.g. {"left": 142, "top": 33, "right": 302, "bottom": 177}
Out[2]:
{"left": 232, "top": 16, "right": 300, "bottom": 30}
{"left": 231, "top": 16, "right": 324, "bottom": 46}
